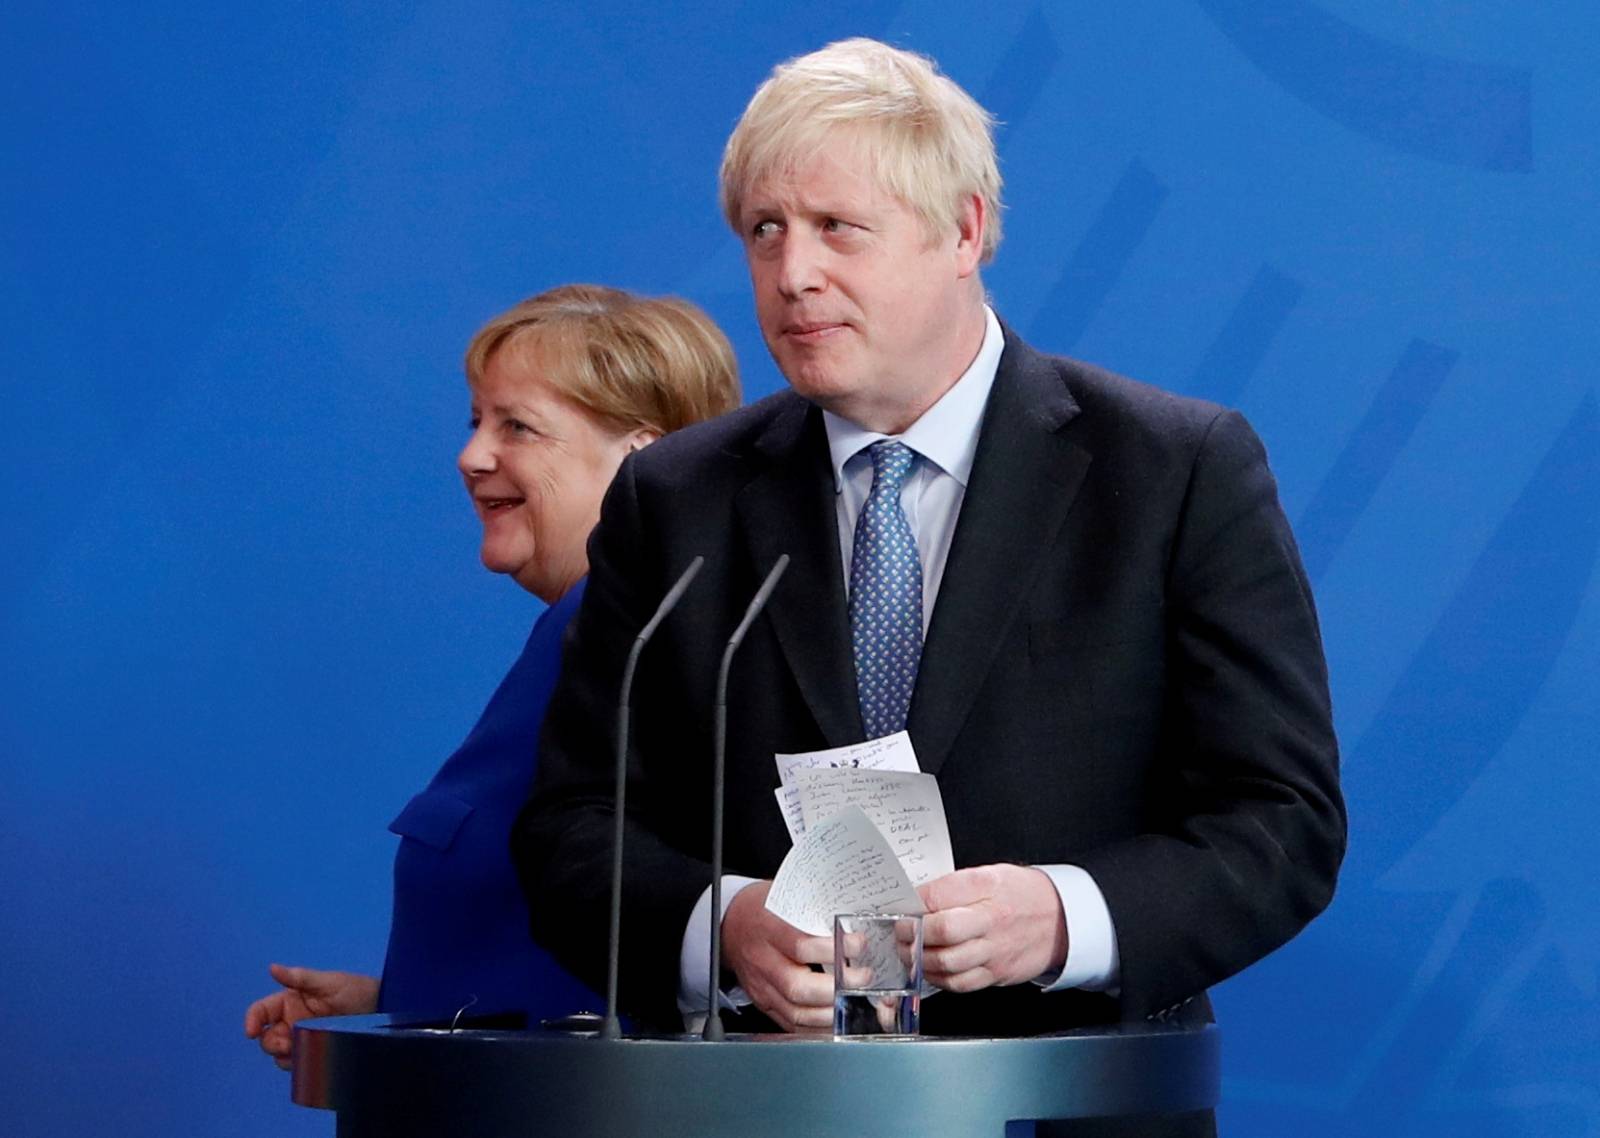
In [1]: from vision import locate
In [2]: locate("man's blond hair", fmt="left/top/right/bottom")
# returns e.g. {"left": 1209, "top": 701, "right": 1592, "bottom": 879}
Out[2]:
{"left": 720, "top": 38, "right": 1003, "bottom": 262}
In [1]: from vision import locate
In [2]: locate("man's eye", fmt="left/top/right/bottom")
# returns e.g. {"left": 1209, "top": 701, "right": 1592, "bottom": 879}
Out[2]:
{"left": 750, "top": 219, "right": 780, "bottom": 240}
{"left": 468, "top": 415, "right": 481, "bottom": 431}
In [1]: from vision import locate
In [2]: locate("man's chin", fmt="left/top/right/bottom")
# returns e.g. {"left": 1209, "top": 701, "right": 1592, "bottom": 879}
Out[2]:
{"left": 775, "top": 360, "right": 858, "bottom": 407}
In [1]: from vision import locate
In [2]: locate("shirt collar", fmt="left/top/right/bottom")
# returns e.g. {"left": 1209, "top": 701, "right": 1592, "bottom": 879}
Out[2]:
{"left": 822, "top": 305, "right": 1004, "bottom": 491}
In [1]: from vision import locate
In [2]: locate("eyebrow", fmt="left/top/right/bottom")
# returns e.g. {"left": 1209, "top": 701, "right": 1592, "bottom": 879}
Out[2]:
{"left": 744, "top": 200, "right": 873, "bottom": 223}
{"left": 484, "top": 401, "right": 546, "bottom": 422}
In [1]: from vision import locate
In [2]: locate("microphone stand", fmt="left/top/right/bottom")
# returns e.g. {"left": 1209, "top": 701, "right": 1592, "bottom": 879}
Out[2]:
{"left": 703, "top": 554, "right": 790, "bottom": 1041}
{"left": 601, "top": 555, "right": 705, "bottom": 1040}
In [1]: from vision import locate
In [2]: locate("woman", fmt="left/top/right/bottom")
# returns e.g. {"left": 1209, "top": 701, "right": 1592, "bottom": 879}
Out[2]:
{"left": 244, "top": 285, "right": 739, "bottom": 1067}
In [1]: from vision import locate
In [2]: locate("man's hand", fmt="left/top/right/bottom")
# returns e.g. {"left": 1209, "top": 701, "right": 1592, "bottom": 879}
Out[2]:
{"left": 720, "top": 880, "right": 834, "bottom": 1032}
{"left": 918, "top": 865, "right": 1068, "bottom": 992}
{"left": 243, "top": 964, "right": 380, "bottom": 1070}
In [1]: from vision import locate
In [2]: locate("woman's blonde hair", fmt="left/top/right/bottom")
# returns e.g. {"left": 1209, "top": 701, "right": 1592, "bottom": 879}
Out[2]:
{"left": 464, "top": 285, "right": 741, "bottom": 435}
{"left": 719, "top": 38, "right": 1003, "bottom": 262}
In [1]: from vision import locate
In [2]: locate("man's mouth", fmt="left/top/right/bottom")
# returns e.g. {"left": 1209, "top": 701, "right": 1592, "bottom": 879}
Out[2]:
{"left": 783, "top": 321, "right": 847, "bottom": 343}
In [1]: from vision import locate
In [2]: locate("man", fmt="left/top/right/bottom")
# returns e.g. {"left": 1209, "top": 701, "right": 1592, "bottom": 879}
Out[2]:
{"left": 515, "top": 37, "right": 1344, "bottom": 1125}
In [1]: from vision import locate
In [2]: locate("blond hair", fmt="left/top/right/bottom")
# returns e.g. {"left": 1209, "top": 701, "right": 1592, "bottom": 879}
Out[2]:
{"left": 464, "top": 285, "right": 741, "bottom": 435}
{"left": 720, "top": 38, "right": 1003, "bottom": 262}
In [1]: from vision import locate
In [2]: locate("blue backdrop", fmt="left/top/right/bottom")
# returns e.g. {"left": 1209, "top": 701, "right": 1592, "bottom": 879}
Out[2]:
{"left": 4, "top": 3, "right": 1596, "bottom": 1135}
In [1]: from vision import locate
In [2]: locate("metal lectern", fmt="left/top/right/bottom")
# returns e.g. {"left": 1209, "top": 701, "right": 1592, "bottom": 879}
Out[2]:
{"left": 292, "top": 1013, "right": 1219, "bottom": 1136}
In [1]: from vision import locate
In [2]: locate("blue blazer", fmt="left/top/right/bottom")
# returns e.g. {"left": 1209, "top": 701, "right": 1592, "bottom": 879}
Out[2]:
{"left": 378, "top": 580, "right": 598, "bottom": 1020}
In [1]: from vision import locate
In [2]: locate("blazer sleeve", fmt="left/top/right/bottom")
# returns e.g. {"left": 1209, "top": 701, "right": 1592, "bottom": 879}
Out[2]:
{"left": 511, "top": 453, "right": 716, "bottom": 1030}
{"left": 1074, "top": 408, "right": 1346, "bottom": 1020}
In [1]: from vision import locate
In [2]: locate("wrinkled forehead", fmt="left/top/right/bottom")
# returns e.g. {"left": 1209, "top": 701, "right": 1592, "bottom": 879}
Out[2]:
{"left": 737, "top": 124, "right": 901, "bottom": 213}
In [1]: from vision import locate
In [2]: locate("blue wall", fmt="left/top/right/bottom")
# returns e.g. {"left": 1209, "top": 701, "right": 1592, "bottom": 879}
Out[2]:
{"left": 4, "top": 3, "right": 1596, "bottom": 1134}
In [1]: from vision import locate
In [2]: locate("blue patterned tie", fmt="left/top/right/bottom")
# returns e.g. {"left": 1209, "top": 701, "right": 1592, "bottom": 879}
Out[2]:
{"left": 849, "top": 440, "right": 924, "bottom": 739}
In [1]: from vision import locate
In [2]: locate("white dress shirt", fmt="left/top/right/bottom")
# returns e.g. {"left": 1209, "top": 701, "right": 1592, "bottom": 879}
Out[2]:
{"left": 678, "top": 307, "right": 1120, "bottom": 1023}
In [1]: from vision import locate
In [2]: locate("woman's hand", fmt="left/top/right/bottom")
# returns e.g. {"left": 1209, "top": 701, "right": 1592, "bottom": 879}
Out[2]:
{"left": 243, "top": 964, "right": 380, "bottom": 1070}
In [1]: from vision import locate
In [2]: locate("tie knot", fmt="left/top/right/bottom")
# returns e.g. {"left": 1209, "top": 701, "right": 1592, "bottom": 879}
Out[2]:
{"left": 865, "top": 439, "right": 915, "bottom": 492}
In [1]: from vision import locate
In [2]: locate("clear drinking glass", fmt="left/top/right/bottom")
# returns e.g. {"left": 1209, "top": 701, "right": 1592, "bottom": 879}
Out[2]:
{"left": 832, "top": 912, "right": 923, "bottom": 1037}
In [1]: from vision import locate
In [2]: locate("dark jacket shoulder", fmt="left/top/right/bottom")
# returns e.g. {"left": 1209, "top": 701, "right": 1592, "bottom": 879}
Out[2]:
{"left": 1020, "top": 336, "right": 1228, "bottom": 439}
{"left": 627, "top": 388, "right": 810, "bottom": 487}
{"left": 1001, "top": 336, "right": 1263, "bottom": 484}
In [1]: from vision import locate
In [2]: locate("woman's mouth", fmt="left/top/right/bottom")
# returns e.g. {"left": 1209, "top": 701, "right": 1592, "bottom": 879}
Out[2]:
{"left": 477, "top": 496, "right": 524, "bottom": 516}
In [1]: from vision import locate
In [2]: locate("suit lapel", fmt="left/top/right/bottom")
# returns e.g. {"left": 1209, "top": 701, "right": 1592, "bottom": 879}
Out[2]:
{"left": 909, "top": 331, "right": 1089, "bottom": 775}
{"left": 734, "top": 397, "right": 864, "bottom": 748}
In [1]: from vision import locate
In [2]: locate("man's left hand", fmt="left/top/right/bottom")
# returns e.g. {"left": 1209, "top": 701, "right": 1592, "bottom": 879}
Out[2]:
{"left": 918, "top": 865, "right": 1068, "bottom": 991}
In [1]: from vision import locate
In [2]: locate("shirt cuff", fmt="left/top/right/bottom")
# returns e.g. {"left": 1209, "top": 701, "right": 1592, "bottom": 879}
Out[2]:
{"left": 678, "top": 875, "right": 760, "bottom": 1024}
{"left": 1032, "top": 863, "right": 1121, "bottom": 993}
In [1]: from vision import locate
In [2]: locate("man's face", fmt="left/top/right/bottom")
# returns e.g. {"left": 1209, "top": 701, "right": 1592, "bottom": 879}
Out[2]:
{"left": 737, "top": 134, "right": 984, "bottom": 432}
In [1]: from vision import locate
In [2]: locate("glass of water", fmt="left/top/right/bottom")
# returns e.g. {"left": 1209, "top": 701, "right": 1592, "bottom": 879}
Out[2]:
{"left": 832, "top": 913, "right": 923, "bottom": 1038}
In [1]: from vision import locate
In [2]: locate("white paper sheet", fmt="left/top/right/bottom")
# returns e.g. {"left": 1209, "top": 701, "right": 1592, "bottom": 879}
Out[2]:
{"left": 772, "top": 731, "right": 921, "bottom": 841}
{"left": 764, "top": 806, "right": 925, "bottom": 936}
{"left": 791, "top": 767, "right": 955, "bottom": 887}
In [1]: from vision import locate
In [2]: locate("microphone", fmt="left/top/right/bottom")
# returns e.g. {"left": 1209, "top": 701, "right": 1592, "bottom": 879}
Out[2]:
{"left": 703, "top": 554, "right": 790, "bottom": 1041}
{"left": 601, "top": 555, "right": 706, "bottom": 1040}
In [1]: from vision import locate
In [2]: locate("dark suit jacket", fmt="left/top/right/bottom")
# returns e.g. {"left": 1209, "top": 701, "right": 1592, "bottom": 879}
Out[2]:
{"left": 514, "top": 327, "right": 1345, "bottom": 1039}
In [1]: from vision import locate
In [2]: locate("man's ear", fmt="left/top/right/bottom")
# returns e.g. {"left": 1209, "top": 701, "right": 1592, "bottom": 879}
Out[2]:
{"left": 953, "top": 193, "right": 986, "bottom": 278}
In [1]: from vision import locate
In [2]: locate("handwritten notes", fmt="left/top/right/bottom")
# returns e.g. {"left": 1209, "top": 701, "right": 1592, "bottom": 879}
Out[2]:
{"left": 765, "top": 806, "right": 925, "bottom": 936}
{"left": 791, "top": 768, "right": 954, "bottom": 887}
{"left": 765, "top": 734, "right": 955, "bottom": 935}
{"left": 772, "top": 731, "right": 921, "bottom": 840}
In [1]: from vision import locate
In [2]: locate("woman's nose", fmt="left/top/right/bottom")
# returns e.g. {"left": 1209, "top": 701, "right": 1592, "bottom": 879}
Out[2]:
{"left": 458, "top": 428, "right": 495, "bottom": 477}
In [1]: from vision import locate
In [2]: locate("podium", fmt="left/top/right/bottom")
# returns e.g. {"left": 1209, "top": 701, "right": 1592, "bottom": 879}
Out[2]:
{"left": 291, "top": 1013, "right": 1219, "bottom": 1136}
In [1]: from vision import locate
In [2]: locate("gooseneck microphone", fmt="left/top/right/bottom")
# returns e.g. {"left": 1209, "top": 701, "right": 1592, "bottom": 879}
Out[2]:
{"left": 703, "top": 554, "right": 791, "bottom": 1041}
{"left": 601, "top": 555, "right": 706, "bottom": 1041}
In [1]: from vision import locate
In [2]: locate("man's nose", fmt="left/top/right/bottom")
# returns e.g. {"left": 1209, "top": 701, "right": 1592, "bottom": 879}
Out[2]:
{"left": 775, "top": 230, "right": 826, "bottom": 298}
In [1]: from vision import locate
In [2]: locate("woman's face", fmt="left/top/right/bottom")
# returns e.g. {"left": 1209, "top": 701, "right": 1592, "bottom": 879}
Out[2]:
{"left": 458, "top": 336, "right": 649, "bottom": 602}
